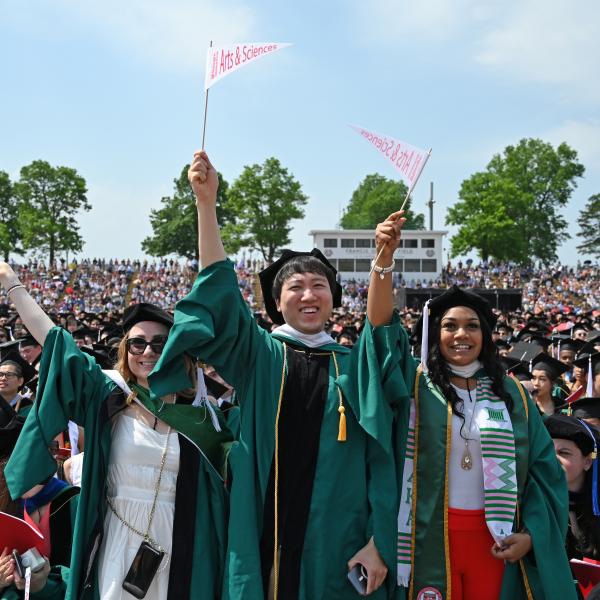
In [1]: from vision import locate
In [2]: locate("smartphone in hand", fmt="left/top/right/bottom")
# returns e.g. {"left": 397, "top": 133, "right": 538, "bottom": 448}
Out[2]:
{"left": 347, "top": 563, "right": 368, "bottom": 595}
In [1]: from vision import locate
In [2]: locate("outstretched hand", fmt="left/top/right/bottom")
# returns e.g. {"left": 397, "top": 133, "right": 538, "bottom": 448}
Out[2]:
{"left": 375, "top": 211, "right": 406, "bottom": 262}
{"left": 188, "top": 151, "right": 219, "bottom": 207}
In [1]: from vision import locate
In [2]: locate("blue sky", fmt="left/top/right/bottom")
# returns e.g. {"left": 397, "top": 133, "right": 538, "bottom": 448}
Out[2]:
{"left": 1, "top": 0, "right": 599, "bottom": 266}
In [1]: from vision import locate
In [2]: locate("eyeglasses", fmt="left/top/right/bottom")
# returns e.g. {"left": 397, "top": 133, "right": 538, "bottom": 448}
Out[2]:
{"left": 0, "top": 372, "right": 19, "bottom": 380}
{"left": 126, "top": 336, "right": 167, "bottom": 355}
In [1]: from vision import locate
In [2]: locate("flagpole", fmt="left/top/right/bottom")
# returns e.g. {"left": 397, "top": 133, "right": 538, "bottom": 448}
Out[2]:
{"left": 201, "top": 40, "right": 213, "bottom": 150}
{"left": 369, "top": 148, "right": 432, "bottom": 275}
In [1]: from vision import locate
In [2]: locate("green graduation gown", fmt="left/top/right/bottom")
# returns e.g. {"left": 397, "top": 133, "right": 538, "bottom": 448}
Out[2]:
{"left": 4, "top": 327, "right": 230, "bottom": 600}
{"left": 390, "top": 326, "right": 577, "bottom": 600}
{"left": 149, "top": 260, "right": 400, "bottom": 599}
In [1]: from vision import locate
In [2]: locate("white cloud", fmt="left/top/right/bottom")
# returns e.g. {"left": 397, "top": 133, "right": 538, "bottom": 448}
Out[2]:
{"left": 3, "top": 0, "right": 257, "bottom": 71}
{"left": 543, "top": 119, "right": 600, "bottom": 171}
{"left": 476, "top": 0, "right": 600, "bottom": 98}
{"left": 350, "top": 0, "right": 600, "bottom": 101}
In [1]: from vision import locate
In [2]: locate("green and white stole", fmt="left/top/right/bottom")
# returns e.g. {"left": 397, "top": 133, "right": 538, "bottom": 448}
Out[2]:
{"left": 397, "top": 371, "right": 518, "bottom": 587}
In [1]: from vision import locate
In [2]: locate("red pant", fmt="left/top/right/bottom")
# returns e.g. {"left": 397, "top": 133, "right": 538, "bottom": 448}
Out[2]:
{"left": 448, "top": 508, "right": 505, "bottom": 600}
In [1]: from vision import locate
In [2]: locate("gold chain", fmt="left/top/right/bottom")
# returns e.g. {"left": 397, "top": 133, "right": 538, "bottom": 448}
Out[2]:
{"left": 106, "top": 425, "right": 172, "bottom": 555}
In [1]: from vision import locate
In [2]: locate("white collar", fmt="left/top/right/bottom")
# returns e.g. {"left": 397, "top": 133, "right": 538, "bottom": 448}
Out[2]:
{"left": 273, "top": 324, "right": 336, "bottom": 348}
{"left": 449, "top": 360, "right": 483, "bottom": 379}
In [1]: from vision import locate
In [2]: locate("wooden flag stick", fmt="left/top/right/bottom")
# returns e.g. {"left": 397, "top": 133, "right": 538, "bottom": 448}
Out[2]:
{"left": 369, "top": 148, "right": 432, "bottom": 275}
{"left": 201, "top": 41, "right": 213, "bottom": 150}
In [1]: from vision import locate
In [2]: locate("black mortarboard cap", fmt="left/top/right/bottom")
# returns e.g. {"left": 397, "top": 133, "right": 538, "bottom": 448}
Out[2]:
{"left": 573, "top": 352, "right": 600, "bottom": 375}
{"left": 587, "top": 330, "right": 600, "bottom": 343}
{"left": 72, "top": 326, "right": 95, "bottom": 340}
{"left": 80, "top": 344, "right": 114, "bottom": 370}
{"left": 121, "top": 303, "right": 173, "bottom": 333}
{"left": 0, "top": 340, "right": 20, "bottom": 361}
{"left": 570, "top": 397, "right": 600, "bottom": 421}
{"left": 204, "top": 373, "right": 229, "bottom": 400}
{"left": 500, "top": 357, "right": 532, "bottom": 381}
{"left": 530, "top": 352, "right": 570, "bottom": 380}
{"left": 495, "top": 339, "right": 511, "bottom": 350}
{"left": 559, "top": 338, "right": 587, "bottom": 354}
{"left": 545, "top": 413, "right": 599, "bottom": 455}
{"left": 413, "top": 285, "right": 497, "bottom": 341}
{"left": 258, "top": 249, "right": 342, "bottom": 326}
{"left": 0, "top": 350, "right": 37, "bottom": 384}
{"left": 506, "top": 341, "right": 543, "bottom": 363}
{"left": 17, "top": 333, "right": 40, "bottom": 348}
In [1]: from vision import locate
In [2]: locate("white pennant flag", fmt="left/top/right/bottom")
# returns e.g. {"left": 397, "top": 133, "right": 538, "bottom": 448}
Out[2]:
{"left": 349, "top": 124, "right": 429, "bottom": 190}
{"left": 204, "top": 42, "right": 291, "bottom": 90}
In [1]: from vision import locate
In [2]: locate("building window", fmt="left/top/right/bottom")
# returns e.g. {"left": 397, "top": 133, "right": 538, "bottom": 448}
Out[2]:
{"left": 324, "top": 238, "right": 338, "bottom": 248}
{"left": 404, "top": 239, "right": 418, "bottom": 249}
{"left": 422, "top": 259, "right": 437, "bottom": 272}
{"left": 328, "top": 259, "right": 338, "bottom": 270}
{"left": 404, "top": 259, "right": 420, "bottom": 272}
{"left": 355, "top": 259, "right": 370, "bottom": 272}
{"left": 421, "top": 239, "right": 435, "bottom": 248}
{"left": 338, "top": 259, "right": 355, "bottom": 271}
{"left": 341, "top": 239, "right": 355, "bottom": 248}
{"left": 356, "top": 239, "right": 371, "bottom": 248}
{"left": 394, "top": 259, "right": 404, "bottom": 272}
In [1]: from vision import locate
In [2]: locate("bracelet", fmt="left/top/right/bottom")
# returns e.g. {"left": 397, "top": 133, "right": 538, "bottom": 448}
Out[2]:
{"left": 6, "top": 283, "right": 25, "bottom": 296}
{"left": 371, "top": 259, "right": 395, "bottom": 280}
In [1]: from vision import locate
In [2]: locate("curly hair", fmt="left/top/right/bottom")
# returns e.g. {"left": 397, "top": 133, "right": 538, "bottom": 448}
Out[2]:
{"left": 425, "top": 306, "right": 513, "bottom": 438}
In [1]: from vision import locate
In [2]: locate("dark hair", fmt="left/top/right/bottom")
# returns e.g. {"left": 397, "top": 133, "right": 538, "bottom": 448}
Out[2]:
{"left": 426, "top": 306, "right": 513, "bottom": 437}
{"left": 0, "top": 360, "right": 23, "bottom": 379}
{"left": 271, "top": 256, "right": 336, "bottom": 302}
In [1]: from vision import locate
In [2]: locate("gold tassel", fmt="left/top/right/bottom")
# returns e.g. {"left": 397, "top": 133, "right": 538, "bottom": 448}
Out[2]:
{"left": 338, "top": 404, "right": 347, "bottom": 442}
{"left": 331, "top": 352, "right": 347, "bottom": 443}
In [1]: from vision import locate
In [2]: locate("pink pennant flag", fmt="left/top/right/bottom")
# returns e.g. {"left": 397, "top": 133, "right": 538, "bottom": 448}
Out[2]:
{"left": 349, "top": 124, "right": 429, "bottom": 190}
{"left": 204, "top": 42, "right": 291, "bottom": 90}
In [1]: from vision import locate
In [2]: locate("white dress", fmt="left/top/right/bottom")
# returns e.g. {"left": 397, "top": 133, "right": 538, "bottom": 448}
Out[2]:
{"left": 97, "top": 414, "right": 180, "bottom": 599}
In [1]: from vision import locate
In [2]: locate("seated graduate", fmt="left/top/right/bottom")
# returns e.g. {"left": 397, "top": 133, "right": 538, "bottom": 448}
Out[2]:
{"left": 0, "top": 349, "right": 36, "bottom": 417}
{"left": 530, "top": 353, "right": 570, "bottom": 416}
{"left": 0, "top": 406, "right": 79, "bottom": 599}
{"left": 545, "top": 413, "right": 600, "bottom": 561}
{"left": 149, "top": 151, "right": 403, "bottom": 599}
{"left": 0, "top": 259, "right": 233, "bottom": 600}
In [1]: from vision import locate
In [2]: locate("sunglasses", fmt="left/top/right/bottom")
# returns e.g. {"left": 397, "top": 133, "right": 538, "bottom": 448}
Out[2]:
{"left": 126, "top": 336, "right": 167, "bottom": 355}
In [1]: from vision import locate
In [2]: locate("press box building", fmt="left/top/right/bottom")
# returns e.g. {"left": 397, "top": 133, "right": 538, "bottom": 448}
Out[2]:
{"left": 309, "top": 229, "right": 447, "bottom": 282}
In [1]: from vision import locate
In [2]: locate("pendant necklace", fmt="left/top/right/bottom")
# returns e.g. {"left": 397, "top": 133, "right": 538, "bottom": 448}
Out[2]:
{"left": 460, "top": 380, "right": 476, "bottom": 471}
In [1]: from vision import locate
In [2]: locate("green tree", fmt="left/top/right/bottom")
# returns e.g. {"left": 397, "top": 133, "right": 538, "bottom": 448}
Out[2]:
{"left": 576, "top": 193, "right": 600, "bottom": 259}
{"left": 225, "top": 157, "right": 308, "bottom": 262}
{"left": 447, "top": 138, "right": 585, "bottom": 264}
{"left": 15, "top": 160, "right": 90, "bottom": 264}
{"left": 142, "top": 165, "right": 235, "bottom": 260}
{"left": 340, "top": 174, "right": 425, "bottom": 229}
{"left": 0, "top": 170, "right": 24, "bottom": 261}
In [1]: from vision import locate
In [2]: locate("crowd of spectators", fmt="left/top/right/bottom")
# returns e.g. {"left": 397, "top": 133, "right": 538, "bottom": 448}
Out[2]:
{"left": 0, "top": 256, "right": 597, "bottom": 326}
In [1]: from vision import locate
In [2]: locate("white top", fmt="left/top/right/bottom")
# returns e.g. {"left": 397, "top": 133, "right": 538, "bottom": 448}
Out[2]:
{"left": 97, "top": 414, "right": 180, "bottom": 600}
{"left": 448, "top": 385, "right": 485, "bottom": 510}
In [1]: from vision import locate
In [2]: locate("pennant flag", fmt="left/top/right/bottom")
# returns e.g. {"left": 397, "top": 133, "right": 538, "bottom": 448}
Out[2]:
{"left": 205, "top": 42, "right": 291, "bottom": 90}
{"left": 349, "top": 124, "right": 429, "bottom": 190}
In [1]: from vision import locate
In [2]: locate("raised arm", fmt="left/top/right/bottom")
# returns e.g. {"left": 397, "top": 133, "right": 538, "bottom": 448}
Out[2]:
{"left": 0, "top": 262, "right": 55, "bottom": 346}
{"left": 188, "top": 151, "right": 226, "bottom": 269}
{"left": 366, "top": 211, "right": 405, "bottom": 326}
